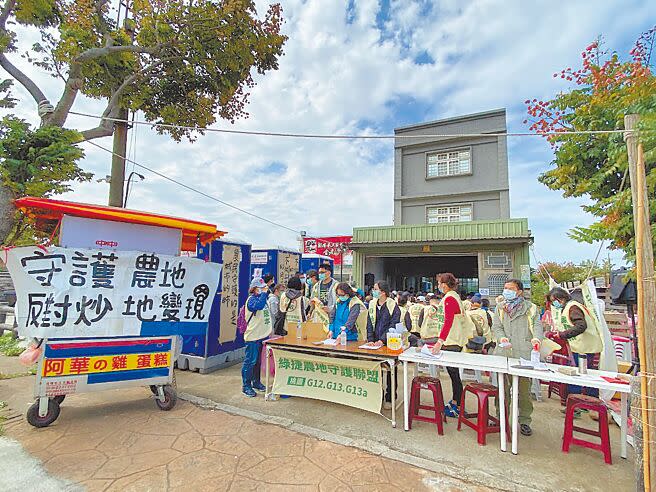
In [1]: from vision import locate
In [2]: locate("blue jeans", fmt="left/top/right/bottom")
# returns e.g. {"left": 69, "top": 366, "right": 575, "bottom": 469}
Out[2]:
{"left": 568, "top": 353, "right": 599, "bottom": 398}
{"left": 242, "top": 339, "right": 264, "bottom": 389}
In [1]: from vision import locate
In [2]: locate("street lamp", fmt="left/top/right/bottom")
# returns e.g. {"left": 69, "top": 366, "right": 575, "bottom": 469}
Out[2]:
{"left": 124, "top": 172, "right": 145, "bottom": 207}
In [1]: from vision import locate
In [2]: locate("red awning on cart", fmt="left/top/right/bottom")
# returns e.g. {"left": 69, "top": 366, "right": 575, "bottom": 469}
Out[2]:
{"left": 14, "top": 197, "right": 226, "bottom": 251}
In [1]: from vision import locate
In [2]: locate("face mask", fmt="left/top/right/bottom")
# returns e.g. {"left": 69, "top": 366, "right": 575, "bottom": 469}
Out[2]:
{"left": 318, "top": 273, "right": 327, "bottom": 281}
{"left": 306, "top": 278, "right": 313, "bottom": 286}
{"left": 372, "top": 290, "right": 381, "bottom": 299}
{"left": 338, "top": 295, "right": 349, "bottom": 302}
{"left": 552, "top": 300, "right": 562, "bottom": 309}
{"left": 502, "top": 289, "right": 517, "bottom": 301}
{"left": 438, "top": 286, "right": 446, "bottom": 294}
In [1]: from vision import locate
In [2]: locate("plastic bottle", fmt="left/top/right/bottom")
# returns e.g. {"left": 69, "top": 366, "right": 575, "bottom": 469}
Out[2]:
{"left": 530, "top": 342, "right": 540, "bottom": 366}
{"left": 296, "top": 321, "right": 302, "bottom": 339}
{"left": 578, "top": 355, "right": 588, "bottom": 375}
{"left": 340, "top": 326, "right": 347, "bottom": 346}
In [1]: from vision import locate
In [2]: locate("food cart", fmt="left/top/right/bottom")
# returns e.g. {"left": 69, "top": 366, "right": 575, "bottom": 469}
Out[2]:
{"left": 3, "top": 197, "right": 225, "bottom": 427}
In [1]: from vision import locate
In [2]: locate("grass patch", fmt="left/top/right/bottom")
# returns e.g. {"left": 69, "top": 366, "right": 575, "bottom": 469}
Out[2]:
{"left": 0, "top": 371, "right": 33, "bottom": 380}
{"left": 0, "top": 402, "right": 6, "bottom": 436}
{"left": 0, "top": 333, "right": 22, "bottom": 356}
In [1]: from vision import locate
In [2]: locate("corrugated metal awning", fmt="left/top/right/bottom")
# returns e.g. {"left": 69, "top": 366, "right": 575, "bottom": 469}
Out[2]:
{"left": 351, "top": 219, "right": 530, "bottom": 246}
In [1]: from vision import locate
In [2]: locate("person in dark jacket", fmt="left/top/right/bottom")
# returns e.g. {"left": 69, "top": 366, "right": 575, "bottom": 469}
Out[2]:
{"left": 365, "top": 281, "right": 401, "bottom": 407}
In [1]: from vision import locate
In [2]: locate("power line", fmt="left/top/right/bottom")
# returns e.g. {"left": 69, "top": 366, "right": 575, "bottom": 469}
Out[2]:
{"left": 69, "top": 111, "right": 637, "bottom": 140}
{"left": 84, "top": 140, "right": 303, "bottom": 235}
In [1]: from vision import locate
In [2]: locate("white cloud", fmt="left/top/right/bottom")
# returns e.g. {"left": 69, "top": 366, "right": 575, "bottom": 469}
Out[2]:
{"left": 3, "top": 0, "right": 652, "bottom": 267}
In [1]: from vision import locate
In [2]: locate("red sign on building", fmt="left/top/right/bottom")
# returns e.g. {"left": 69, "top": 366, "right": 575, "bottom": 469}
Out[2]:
{"left": 303, "top": 236, "right": 353, "bottom": 265}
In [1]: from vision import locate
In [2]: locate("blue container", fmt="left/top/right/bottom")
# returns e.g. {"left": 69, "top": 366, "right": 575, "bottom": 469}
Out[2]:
{"left": 178, "top": 239, "right": 251, "bottom": 373}
{"left": 300, "top": 254, "right": 333, "bottom": 274}
{"left": 250, "top": 248, "right": 301, "bottom": 285}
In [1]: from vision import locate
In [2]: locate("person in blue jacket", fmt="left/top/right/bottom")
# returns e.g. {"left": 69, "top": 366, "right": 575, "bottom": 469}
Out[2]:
{"left": 328, "top": 283, "right": 365, "bottom": 341}
{"left": 241, "top": 277, "right": 273, "bottom": 398}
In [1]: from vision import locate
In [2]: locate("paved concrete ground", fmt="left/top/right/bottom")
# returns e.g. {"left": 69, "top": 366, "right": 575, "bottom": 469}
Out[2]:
{"left": 0, "top": 373, "right": 492, "bottom": 491}
{"left": 176, "top": 364, "right": 635, "bottom": 492}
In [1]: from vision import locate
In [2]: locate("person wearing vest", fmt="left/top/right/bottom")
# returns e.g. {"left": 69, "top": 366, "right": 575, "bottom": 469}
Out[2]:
{"left": 328, "top": 283, "right": 368, "bottom": 341}
{"left": 548, "top": 286, "right": 603, "bottom": 403}
{"left": 492, "top": 279, "right": 543, "bottom": 436}
{"left": 397, "top": 293, "right": 412, "bottom": 331}
{"left": 241, "top": 277, "right": 273, "bottom": 398}
{"left": 310, "top": 263, "right": 338, "bottom": 329}
{"left": 365, "top": 281, "right": 401, "bottom": 407}
{"left": 279, "top": 277, "right": 308, "bottom": 326}
{"left": 408, "top": 298, "right": 425, "bottom": 336}
{"left": 427, "top": 273, "right": 472, "bottom": 418}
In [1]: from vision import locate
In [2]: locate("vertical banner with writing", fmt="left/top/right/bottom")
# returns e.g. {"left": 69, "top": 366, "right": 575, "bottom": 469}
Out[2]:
{"left": 271, "top": 348, "right": 383, "bottom": 413}
{"left": 277, "top": 252, "right": 299, "bottom": 285}
{"left": 219, "top": 245, "right": 240, "bottom": 344}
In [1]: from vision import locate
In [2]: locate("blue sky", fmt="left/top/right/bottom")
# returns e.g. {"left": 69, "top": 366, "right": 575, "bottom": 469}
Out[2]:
{"left": 5, "top": 0, "right": 655, "bottom": 266}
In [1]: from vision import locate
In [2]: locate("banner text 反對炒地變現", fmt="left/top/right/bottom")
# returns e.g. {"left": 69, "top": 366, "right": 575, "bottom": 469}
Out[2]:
{"left": 4, "top": 246, "right": 221, "bottom": 338}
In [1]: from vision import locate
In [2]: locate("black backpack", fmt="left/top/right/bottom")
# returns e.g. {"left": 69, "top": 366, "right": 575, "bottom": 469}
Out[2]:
{"left": 273, "top": 297, "right": 305, "bottom": 336}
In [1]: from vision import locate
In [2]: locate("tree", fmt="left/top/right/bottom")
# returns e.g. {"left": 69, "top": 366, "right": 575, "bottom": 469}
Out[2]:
{"left": 0, "top": 0, "right": 286, "bottom": 244}
{"left": 525, "top": 27, "right": 656, "bottom": 262}
{"left": 530, "top": 259, "right": 612, "bottom": 307}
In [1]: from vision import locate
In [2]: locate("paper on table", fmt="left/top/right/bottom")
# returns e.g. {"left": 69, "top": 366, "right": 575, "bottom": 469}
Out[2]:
{"left": 519, "top": 357, "right": 548, "bottom": 370}
{"left": 419, "top": 345, "right": 443, "bottom": 359}
{"left": 323, "top": 338, "right": 338, "bottom": 346}
{"left": 358, "top": 343, "right": 382, "bottom": 350}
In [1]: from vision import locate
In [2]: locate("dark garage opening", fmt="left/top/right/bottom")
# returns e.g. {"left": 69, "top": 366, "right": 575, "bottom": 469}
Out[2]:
{"left": 366, "top": 255, "right": 478, "bottom": 295}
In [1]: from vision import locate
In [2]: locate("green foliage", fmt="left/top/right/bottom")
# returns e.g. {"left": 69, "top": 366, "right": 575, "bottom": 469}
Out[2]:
{"left": 0, "top": 116, "right": 90, "bottom": 244}
{"left": 6, "top": 0, "right": 287, "bottom": 141}
{"left": 0, "top": 79, "right": 15, "bottom": 108}
{"left": 0, "top": 116, "right": 89, "bottom": 196}
{"left": 525, "top": 28, "right": 656, "bottom": 262}
{"left": 0, "top": 332, "right": 21, "bottom": 356}
{"left": 530, "top": 260, "right": 612, "bottom": 307}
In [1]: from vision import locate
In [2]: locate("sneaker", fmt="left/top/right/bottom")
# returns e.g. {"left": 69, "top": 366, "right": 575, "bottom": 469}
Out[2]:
{"left": 242, "top": 387, "right": 256, "bottom": 398}
{"left": 444, "top": 402, "right": 460, "bottom": 418}
{"left": 520, "top": 424, "right": 533, "bottom": 436}
{"left": 252, "top": 382, "right": 266, "bottom": 392}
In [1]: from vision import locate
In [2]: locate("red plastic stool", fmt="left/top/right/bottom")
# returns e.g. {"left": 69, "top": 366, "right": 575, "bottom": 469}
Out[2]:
{"left": 457, "top": 382, "right": 501, "bottom": 446}
{"left": 562, "top": 394, "right": 612, "bottom": 464}
{"left": 408, "top": 376, "right": 446, "bottom": 435}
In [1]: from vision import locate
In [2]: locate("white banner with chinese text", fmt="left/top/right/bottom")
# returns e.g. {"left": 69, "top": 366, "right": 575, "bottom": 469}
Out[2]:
{"left": 4, "top": 246, "right": 221, "bottom": 338}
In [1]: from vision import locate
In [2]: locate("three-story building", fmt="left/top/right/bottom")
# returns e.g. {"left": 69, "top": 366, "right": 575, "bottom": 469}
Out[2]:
{"left": 351, "top": 109, "right": 532, "bottom": 299}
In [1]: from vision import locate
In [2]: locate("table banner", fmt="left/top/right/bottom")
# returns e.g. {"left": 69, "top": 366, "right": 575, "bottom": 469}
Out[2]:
{"left": 271, "top": 348, "right": 383, "bottom": 413}
{"left": 4, "top": 246, "right": 221, "bottom": 338}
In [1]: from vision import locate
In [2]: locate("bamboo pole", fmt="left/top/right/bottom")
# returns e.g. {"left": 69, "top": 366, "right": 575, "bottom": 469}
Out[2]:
{"left": 625, "top": 114, "right": 656, "bottom": 491}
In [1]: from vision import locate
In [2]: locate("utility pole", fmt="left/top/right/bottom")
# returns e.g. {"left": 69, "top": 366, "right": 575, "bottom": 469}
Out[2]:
{"left": 625, "top": 114, "right": 656, "bottom": 491}
{"left": 109, "top": 108, "right": 128, "bottom": 207}
{"left": 108, "top": 1, "right": 132, "bottom": 207}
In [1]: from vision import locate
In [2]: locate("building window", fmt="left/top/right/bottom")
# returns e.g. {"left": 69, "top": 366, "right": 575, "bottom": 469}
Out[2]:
{"left": 426, "top": 149, "right": 471, "bottom": 178}
{"left": 487, "top": 273, "right": 509, "bottom": 296}
{"left": 427, "top": 204, "right": 472, "bottom": 224}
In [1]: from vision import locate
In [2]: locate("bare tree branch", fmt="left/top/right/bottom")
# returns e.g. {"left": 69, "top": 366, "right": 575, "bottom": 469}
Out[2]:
{"left": 43, "top": 65, "right": 82, "bottom": 127}
{"left": 79, "top": 56, "right": 179, "bottom": 141}
{"left": 94, "top": 0, "right": 112, "bottom": 47}
{"left": 0, "top": 52, "right": 48, "bottom": 106}
{"left": 102, "top": 55, "right": 177, "bottom": 118}
{"left": 75, "top": 43, "right": 165, "bottom": 62}
{"left": 0, "top": 0, "right": 16, "bottom": 28}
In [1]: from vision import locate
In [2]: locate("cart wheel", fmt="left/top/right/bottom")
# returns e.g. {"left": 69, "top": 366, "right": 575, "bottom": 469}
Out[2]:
{"left": 149, "top": 385, "right": 158, "bottom": 395}
{"left": 52, "top": 395, "right": 65, "bottom": 405}
{"left": 26, "top": 399, "right": 60, "bottom": 428}
{"left": 154, "top": 385, "right": 177, "bottom": 411}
